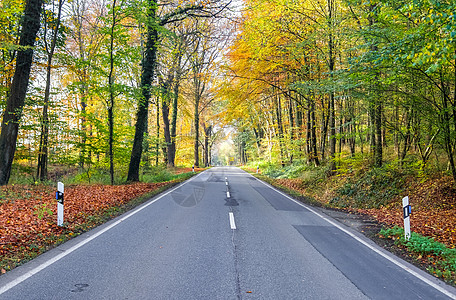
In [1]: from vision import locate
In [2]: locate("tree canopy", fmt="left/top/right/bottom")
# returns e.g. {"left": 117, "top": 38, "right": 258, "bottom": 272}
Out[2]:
{"left": 0, "top": 0, "right": 455, "bottom": 184}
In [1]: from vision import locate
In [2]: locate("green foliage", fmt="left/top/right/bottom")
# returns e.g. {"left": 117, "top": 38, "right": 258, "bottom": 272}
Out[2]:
{"left": 257, "top": 160, "right": 323, "bottom": 180}
{"left": 255, "top": 154, "right": 412, "bottom": 209}
{"left": 380, "top": 226, "right": 456, "bottom": 283}
{"left": 332, "top": 163, "right": 407, "bottom": 208}
{"left": 56, "top": 165, "right": 194, "bottom": 185}
{"left": 140, "top": 167, "right": 194, "bottom": 183}
{"left": 253, "top": 160, "right": 329, "bottom": 191}
{"left": 33, "top": 203, "right": 53, "bottom": 220}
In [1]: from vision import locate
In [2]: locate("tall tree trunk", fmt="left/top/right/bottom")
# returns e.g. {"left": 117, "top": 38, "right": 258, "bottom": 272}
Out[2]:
{"left": 306, "top": 106, "right": 311, "bottom": 163}
{"left": 400, "top": 108, "right": 412, "bottom": 165}
{"left": 347, "top": 94, "right": 356, "bottom": 157}
{"left": 108, "top": 98, "right": 114, "bottom": 184}
{"left": 441, "top": 73, "right": 456, "bottom": 182}
{"left": 0, "top": 0, "right": 43, "bottom": 185}
{"left": 73, "top": 0, "right": 88, "bottom": 169}
{"left": 288, "top": 95, "right": 294, "bottom": 163}
{"left": 328, "top": 0, "right": 336, "bottom": 173}
{"left": 127, "top": 0, "right": 157, "bottom": 182}
{"left": 37, "top": 0, "right": 64, "bottom": 182}
{"left": 253, "top": 126, "right": 263, "bottom": 156}
{"left": 168, "top": 78, "right": 179, "bottom": 167}
{"left": 320, "top": 95, "right": 329, "bottom": 161}
{"left": 194, "top": 93, "right": 200, "bottom": 167}
{"left": 374, "top": 101, "right": 383, "bottom": 167}
{"left": 161, "top": 84, "right": 172, "bottom": 167}
{"left": 107, "top": 0, "right": 117, "bottom": 185}
{"left": 79, "top": 80, "right": 88, "bottom": 168}
{"left": 155, "top": 100, "right": 160, "bottom": 166}
{"left": 274, "top": 91, "right": 285, "bottom": 167}
{"left": 329, "top": 92, "right": 336, "bottom": 168}
{"left": 203, "top": 124, "right": 211, "bottom": 167}
{"left": 168, "top": 48, "right": 183, "bottom": 167}
{"left": 295, "top": 98, "right": 303, "bottom": 157}
{"left": 452, "top": 55, "right": 456, "bottom": 182}
{"left": 369, "top": 3, "right": 382, "bottom": 167}
{"left": 311, "top": 96, "right": 320, "bottom": 166}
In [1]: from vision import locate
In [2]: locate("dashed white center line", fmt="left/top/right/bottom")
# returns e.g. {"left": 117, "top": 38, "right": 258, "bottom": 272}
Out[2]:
{"left": 229, "top": 212, "right": 236, "bottom": 230}
{"left": 226, "top": 191, "right": 231, "bottom": 198}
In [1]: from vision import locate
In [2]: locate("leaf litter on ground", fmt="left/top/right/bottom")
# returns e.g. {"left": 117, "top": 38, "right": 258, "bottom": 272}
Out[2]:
{"left": 0, "top": 181, "right": 174, "bottom": 273}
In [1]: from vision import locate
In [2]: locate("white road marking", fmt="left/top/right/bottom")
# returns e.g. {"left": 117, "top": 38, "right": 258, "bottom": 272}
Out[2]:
{"left": 229, "top": 212, "right": 236, "bottom": 230}
{"left": 227, "top": 191, "right": 230, "bottom": 198}
{"left": 0, "top": 172, "right": 205, "bottom": 296}
{"left": 254, "top": 175, "right": 456, "bottom": 300}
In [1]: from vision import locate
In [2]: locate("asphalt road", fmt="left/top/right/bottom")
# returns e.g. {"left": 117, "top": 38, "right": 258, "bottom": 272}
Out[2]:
{"left": 1, "top": 167, "right": 456, "bottom": 299}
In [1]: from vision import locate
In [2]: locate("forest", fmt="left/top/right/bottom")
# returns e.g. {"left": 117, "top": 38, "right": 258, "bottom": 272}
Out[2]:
{"left": 224, "top": 0, "right": 456, "bottom": 181}
{"left": 0, "top": 0, "right": 232, "bottom": 185}
{"left": 1, "top": 0, "right": 456, "bottom": 283}
{"left": 0, "top": 0, "right": 455, "bottom": 185}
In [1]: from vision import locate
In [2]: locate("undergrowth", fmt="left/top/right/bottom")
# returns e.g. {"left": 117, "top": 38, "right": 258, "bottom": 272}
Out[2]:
{"left": 7, "top": 163, "right": 191, "bottom": 185}
{"left": 379, "top": 226, "right": 456, "bottom": 284}
{"left": 251, "top": 157, "right": 416, "bottom": 209}
{"left": 331, "top": 164, "right": 409, "bottom": 208}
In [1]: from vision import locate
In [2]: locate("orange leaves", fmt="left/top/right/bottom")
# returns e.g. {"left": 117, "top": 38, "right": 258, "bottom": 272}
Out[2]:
{"left": 0, "top": 182, "right": 171, "bottom": 272}
{"left": 360, "top": 176, "right": 456, "bottom": 248}
{"left": 61, "top": 182, "right": 168, "bottom": 226}
{"left": 275, "top": 178, "right": 305, "bottom": 192}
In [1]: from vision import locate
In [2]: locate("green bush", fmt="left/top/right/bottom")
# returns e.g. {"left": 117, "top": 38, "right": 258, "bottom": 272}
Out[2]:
{"left": 141, "top": 168, "right": 194, "bottom": 183}
{"left": 333, "top": 164, "right": 407, "bottom": 208}
{"left": 380, "top": 226, "right": 456, "bottom": 282}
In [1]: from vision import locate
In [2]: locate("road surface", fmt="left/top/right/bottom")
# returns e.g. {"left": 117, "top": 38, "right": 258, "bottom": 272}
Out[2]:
{"left": 1, "top": 167, "right": 455, "bottom": 299}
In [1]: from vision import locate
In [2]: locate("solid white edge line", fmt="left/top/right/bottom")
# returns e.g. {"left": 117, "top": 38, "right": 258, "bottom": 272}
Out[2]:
{"left": 229, "top": 212, "right": 236, "bottom": 230}
{"left": 0, "top": 171, "right": 205, "bottom": 296}
{"left": 254, "top": 174, "right": 456, "bottom": 300}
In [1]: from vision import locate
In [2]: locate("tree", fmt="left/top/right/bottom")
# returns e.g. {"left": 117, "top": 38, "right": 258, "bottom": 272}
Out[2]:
{"left": 126, "top": 0, "right": 158, "bottom": 182}
{"left": 157, "top": 28, "right": 187, "bottom": 167}
{"left": 186, "top": 18, "right": 220, "bottom": 168}
{"left": 0, "top": 0, "right": 24, "bottom": 104}
{"left": 103, "top": 0, "right": 134, "bottom": 184}
{"left": 36, "top": 0, "right": 65, "bottom": 182}
{"left": 203, "top": 122, "right": 212, "bottom": 166}
{"left": 0, "top": 0, "right": 44, "bottom": 185}
{"left": 65, "top": 0, "right": 106, "bottom": 169}
{"left": 107, "top": 0, "right": 118, "bottom": 185}
{"left": 127, "top": 0, "right": 224, "bottom": 180}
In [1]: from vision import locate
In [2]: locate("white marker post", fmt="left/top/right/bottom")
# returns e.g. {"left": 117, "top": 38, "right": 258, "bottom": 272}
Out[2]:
{"left": 56, "top": 182, "right": 64, "bottom": 226}
{"left": 402, "top": 196, "right": 411, "bottom": 240}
